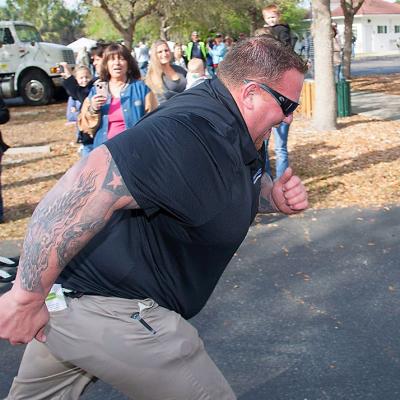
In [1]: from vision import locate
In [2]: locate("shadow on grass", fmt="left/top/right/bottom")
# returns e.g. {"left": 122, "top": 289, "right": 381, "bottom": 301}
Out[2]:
{"left": 3, "top": 154, "right": 66, "bottom": 170}
{"left": 3, "top": 171, "right": 64, "bottom": 190}
{"left": 3, "top": 202, "right": 37, "bottom": 222}
{"left": 337, "top": 117, "right": 382, "bottom": 129}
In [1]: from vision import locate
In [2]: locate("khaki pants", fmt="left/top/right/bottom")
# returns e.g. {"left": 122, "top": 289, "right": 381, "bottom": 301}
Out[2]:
{"left": 7, "top": 296, "right": 236, "bottom": 400}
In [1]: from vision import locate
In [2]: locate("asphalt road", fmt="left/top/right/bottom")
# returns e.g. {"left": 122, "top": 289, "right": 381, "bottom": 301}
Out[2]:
{"left": 1, "top": 206, "right": 399, "bottom": 399}
{"left": 351, "top": 54, "right": 400, "bottom": 76}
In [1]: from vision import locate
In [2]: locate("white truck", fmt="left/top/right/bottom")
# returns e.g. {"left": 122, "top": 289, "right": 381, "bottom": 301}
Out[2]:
{"left": 0, "top": 21, "right": 75, "bottom": 105}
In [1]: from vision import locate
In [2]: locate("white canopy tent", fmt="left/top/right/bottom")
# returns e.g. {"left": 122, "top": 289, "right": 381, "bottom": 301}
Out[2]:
{"left": 67, "top": 37, "right": 97, "bottom": 53}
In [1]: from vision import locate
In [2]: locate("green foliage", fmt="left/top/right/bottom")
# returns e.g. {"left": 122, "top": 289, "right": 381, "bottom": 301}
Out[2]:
{"left": 278, "top": 0, "right": 309, "bottom": 33}
{"left": 0, "top": 0, "right": 84, "bottom": 44}
{"left": 149, "top": 0, "right": 253, "bottom": 42}
{"left": 0, "top": 0, "right": 308, "bottom": 46}
{"left": 83, "top": 7, "right": 121, "bottom": 42}
{"left": 134, "top": 16, "right": 163, "bottom": 43}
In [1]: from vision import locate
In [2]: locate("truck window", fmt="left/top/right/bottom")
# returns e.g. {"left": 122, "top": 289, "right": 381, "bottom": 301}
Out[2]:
{"left": 0, "top": 28, "right": 14, "bottom": 44}
{"left": 14, "top": 25, "right": 42, "bottom": 43}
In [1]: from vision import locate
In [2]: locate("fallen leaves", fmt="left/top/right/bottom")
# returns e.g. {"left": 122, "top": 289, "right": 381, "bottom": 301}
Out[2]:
{"left": 350, "top": 73, "right": 400, "bottom": 95}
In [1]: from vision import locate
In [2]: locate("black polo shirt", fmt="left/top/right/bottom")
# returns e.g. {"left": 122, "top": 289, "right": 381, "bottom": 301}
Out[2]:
{"left": 58, "top": 79, "right": 263, "bottom": 319}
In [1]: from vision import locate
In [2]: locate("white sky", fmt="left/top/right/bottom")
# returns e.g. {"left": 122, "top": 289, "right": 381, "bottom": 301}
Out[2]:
{"left": 0, "top": 0, "right": 80, "bottom": 9}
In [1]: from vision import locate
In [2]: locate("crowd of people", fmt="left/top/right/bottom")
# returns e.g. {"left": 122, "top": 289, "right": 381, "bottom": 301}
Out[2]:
{"left": 63, "top": 31, "right": 239, "bottom": 158}
{"left": 63, "top": 19, "right": 345, "bottom": 176}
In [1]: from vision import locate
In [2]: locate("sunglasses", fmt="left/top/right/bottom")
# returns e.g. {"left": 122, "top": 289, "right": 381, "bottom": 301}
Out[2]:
{"left": 243, "top": 79, "right": 299, "bottom": 116}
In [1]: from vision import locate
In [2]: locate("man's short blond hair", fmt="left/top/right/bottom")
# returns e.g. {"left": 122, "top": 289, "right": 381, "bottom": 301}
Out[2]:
{"left": 187, "top": 58, "right": 205, "bottom": 75}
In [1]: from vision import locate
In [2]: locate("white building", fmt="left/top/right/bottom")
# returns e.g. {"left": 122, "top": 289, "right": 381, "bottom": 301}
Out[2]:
{"left": 331, "top": 0, "right": 400, "bottom": 54}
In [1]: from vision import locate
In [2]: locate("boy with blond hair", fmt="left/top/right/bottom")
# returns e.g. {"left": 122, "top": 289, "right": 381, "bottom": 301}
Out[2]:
{"left": 262, "top": 4, "right": 292, "bottom": 47}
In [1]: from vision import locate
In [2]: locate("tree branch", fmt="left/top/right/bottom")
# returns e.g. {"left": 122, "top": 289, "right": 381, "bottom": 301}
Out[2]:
{"left": 135, "top": 0, "right": 158, "bottom": 22}
{"left": 98, "top": 0, "right": 127, "bottom": 34}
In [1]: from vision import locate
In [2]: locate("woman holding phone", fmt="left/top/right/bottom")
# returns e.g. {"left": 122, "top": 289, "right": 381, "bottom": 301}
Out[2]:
{"left": 83, "top": 43, "right": 157, "bottom": 152}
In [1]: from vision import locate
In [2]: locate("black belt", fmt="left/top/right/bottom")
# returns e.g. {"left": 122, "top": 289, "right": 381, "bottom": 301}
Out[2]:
{"left": 63, "top": 289, "right": 85, "bottom": 298}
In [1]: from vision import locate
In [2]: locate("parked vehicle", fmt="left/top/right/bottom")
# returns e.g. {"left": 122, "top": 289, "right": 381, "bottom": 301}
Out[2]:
{"left": 0, "top": 21, "right": 75, "bottom": 105}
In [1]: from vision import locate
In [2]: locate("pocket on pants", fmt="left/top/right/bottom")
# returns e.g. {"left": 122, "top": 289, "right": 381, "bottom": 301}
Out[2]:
{"left": 142, "top": 307, "right": 202, "bottom": 360}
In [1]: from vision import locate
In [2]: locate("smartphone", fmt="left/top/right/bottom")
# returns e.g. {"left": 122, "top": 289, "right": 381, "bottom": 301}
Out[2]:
{"left": 95, "top": 80, "right": 108, "bottom": 98}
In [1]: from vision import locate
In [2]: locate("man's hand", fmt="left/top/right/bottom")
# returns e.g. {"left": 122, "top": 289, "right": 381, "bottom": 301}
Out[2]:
{"left": 271, "top": 167, "right": 308, "bottom": 214}
{"left": 0, "top": 287, "right": 49, "bottom": 345}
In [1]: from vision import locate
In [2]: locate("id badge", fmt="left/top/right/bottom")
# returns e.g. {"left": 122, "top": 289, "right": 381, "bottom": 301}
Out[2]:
{"left": 45, "top": 284, "right": 67, "bottom": 312}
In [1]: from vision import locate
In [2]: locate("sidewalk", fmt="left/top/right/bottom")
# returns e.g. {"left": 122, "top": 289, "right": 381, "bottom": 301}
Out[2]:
{"left": 354, "top": 50, "right": 399, "bottom": 60}
{"left": 351, "top": 90, "right": 400, "bottom": 120}
{"left": 1, "top": 206, "right": 399, "bottom": 399}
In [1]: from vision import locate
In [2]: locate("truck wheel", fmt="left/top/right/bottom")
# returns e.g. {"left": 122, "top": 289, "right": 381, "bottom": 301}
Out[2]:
{"left": 20, "top": 71, "right": 54, "bottom": 106}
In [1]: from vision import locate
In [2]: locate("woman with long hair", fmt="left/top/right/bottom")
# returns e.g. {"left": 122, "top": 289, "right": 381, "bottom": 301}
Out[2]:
{"left": 145, "top": 39, "right": 187, "bottom": 104}
{"left": 82, "top": 43, "right": 157, "bottom": 152}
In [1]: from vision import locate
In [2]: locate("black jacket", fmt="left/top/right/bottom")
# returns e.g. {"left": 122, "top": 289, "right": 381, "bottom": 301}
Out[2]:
{"left": 271, "top": 24, "right": 292, "bottom": 47}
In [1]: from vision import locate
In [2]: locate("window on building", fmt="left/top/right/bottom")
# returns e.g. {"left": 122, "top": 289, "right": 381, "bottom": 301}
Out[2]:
{"left": 377, "top": 26, "right": 388, "bottom": 34}
{"left": 395, "top": 25, "right": 400, "bottom": 33}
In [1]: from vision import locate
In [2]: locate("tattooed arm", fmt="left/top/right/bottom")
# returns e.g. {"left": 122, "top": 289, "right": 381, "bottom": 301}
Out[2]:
{"left": 259, "top": 167, "right": 308, "bottom": 215}
{"left": 0, "top": 145, "right": 138, "bottom": 345}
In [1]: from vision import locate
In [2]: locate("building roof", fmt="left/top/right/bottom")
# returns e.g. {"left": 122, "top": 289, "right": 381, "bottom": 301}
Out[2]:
{"left": 331, "top": 0, "right": 400, "bottom": 16}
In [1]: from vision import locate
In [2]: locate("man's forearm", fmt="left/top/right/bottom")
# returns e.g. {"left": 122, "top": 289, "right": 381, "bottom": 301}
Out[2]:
{"left": 15, "top": 146, "right": 137, "bottom": 297}
{"left": 258, "top": 173, "right": 279, "bottom": 213}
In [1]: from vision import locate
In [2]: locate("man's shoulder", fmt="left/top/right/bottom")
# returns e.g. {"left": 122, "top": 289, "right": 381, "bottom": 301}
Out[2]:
{"left": 139, "top": 97, "right": 232, "bottom": 143}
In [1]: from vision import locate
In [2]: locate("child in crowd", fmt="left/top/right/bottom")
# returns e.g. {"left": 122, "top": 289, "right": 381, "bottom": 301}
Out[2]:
{"left": 66, "top": 65, "right": 92, "bottom": 123}
{"left": 261, "top": 4, "right": 293, "bottom": 179}
{"left": 262, "top": 4, "right": 292, "bottom": 47}
{"left": 65, "top": 65, "right": 93, "bottom": 155}
{"left": 185, "top": 58, "right": 209, "bottom": 90}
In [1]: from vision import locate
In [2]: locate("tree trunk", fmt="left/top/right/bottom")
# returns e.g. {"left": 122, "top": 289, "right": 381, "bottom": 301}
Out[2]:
{"left": 159, "top": 15, "right": 170, "bottom": 41}
{"left": 123, "top": 28, "right": 134, "bottom": 51}
{"left": 342, "top": 13, "right": 354, "bottom": 79}
{"left": 312, "top": 0, "right": 337, "bottom": 130}
{"left": 247, "top": 6, "right": 259, "bottom": 35}
{"left": 98, "top": 0, "right": 158, "bottom": 53}
{"left": 340, "top": 0, "right": 365, "bottom": 79}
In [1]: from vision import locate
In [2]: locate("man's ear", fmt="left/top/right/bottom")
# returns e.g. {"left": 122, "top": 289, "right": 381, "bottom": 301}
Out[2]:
{"left": 241, "top": 82, "right": 256, "bottom": 110}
